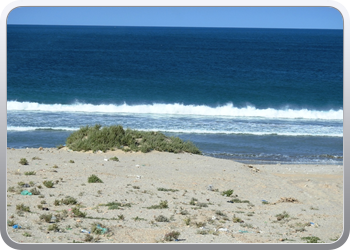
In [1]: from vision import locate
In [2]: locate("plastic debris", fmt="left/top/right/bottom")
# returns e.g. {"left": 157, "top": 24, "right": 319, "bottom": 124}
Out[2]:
{"left": 310, "top": 222, "right": 319, "bottom": 228}
{"left": 96, "top": 224, "right": 108, "bottom": 234}
{"left": 238, "top": 230, "right": 249, "bottom": 233}
{"left": 104, "top": 159, "right": 108, "bottom": 161}
{"left": 218, "top": 228, "right": 228, "bottom": 232}
{"left": 13, "top": 224, "right": 21, "bottom": 229}
{"left": 81, "top": 229, "right": 90, "bottom": 234}
{"left": 21, "top": 190, "right": 32, "bottom": 196}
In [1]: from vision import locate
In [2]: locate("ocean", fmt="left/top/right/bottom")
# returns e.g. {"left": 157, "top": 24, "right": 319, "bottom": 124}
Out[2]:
{"left": 7, "top": 25, "right": 343, "bottom": 164}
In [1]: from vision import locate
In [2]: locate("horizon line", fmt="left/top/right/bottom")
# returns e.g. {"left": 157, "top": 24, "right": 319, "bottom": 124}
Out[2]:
{"left": 6, "top": 23, "right": 343, "bottom": 30}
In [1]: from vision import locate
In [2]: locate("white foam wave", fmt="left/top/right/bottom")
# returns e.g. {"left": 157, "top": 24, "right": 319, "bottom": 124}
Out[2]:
{"left": 6, "top": 126, "right": 342, "bottom": 137}
{"left": 7, "top": 101, "right": 343, "bottom": 120}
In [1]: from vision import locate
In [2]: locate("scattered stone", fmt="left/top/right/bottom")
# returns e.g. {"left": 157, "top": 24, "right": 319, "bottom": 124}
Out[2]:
{"left": 207, "top": 184, "right": 214, "bottom": 191}
{"left": 39, "top": 147, "right": 43, "bottom": 151}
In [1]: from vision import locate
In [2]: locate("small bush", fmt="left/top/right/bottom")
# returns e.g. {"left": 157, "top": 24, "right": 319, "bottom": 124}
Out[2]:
{"left": 215, "top": 210, "right": 227, "bottom": 217}
{"left": 40, "top": 214, "right": 53, "bottom": 223}
{"left": 157, "top": 187, "right": 178, "bottom": 192}
{"left": 276, "top": 211, "right": 290, "bottom": 221}
{"left": 117, "top": 214, "right": 125, "bottom": 221}
{"left": 229, "top": 198, "right": 250, "bottom": 203}
{"left": 61, "top": 196, "right": 77, "bottom": 205}
{"left": 84, "top": 234, "right": 94, "bottom": 242}
{"left": 109, "top": 157, "right": 119, "bottom": 161}
{"left": 221, "top": 189, "right": 234, "bottom": 197}
{"left": 232, "top": 216, "right": 243, "bottom": 223}
{"left": 19, "top": 158, "right": 28, "bottom": 165}
{"left": 91, "top": 223, "right": 109, "bottom": 235}
{"left": 71, "top": 207, "right": 86, "bottom": 218}
{"left": 69, "top": 160, "right": 75, "bottom": 163}
{"left": 43, "top": 181, "right": 54, "bottom": 188}
{"left": 16, "top": 204, "right": 30, "bottom": 212}
{"left": 65, "top": 125, "right": 201, "bottom": 154}
{"left": 29, "top": 188, "right": 40, "bottom": 195}
{"left": 24, "top": 171, "right": 36, "bottom": 176}
{"left": 48, "top": 223, "right": 60, "bottom": 232}
{"left": 7, "top": 220, "right": 16, "bottom": 226}
{"left": 189, "top": 197, "right": 198, "bottom": 205}
{"left": 147, "top": 200, "right": 168, "bottom": 209}
{"left": 301, "top": 236, "right": 321, "bottom": 243}
{"left": 133, "top": 216, "right": 146, "bottom": 221}
{"left": 32, "top": 156, "right": 41, "bottom": 160}
{"left": 100, "top": 201, "right": 131, "bottom": 210}
{"left": 88, "top": 174, "right": 103, "bottom": 183}
{"left": 184, "top": 217, "right": 191, "bottom": 226}
{"left": 164, "top": 231, "right": 180, "bottom": 241}
{"left": 155, "top": 215, "right": 169, "bottom": 222}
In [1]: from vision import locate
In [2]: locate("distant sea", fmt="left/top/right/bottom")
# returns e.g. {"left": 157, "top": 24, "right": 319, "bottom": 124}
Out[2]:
{"left": 7, "top": 25, "right": 343, "bottom": 165}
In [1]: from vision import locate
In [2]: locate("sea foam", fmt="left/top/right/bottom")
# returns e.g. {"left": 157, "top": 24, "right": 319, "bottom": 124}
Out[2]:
{"left": 7, "top": 101, "right": 343, "bottom": 120}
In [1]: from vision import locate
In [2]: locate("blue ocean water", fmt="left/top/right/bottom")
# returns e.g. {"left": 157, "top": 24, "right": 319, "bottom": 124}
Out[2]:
{"left": 7, "top": 25, "right": 343, "bottom": 164}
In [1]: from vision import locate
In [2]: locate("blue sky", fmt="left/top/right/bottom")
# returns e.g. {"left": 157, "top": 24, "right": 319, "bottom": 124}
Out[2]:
{"left": 7, "top": 7, "right": 343, "bottom": 29}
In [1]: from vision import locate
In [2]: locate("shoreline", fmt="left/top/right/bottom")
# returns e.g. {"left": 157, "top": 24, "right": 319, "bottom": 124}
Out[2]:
{"left": 6, "top": 147, "right": 343, "bottom": 244}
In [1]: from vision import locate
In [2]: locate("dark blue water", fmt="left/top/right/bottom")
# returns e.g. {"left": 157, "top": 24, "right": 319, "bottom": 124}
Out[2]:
{"left": 7, "top": 25, "right": 343, "bottom": 164}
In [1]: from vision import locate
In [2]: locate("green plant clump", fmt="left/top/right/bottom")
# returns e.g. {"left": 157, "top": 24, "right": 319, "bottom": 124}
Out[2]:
{"left": 301, "top": 236, "right": 321, "bottom": 243}
{"left": 146, "top": 200, "right": 168, "bottom": 209}
{"left": 109, "top": 157, "right": 119, "bottom": 161}
{"left": 65, "top": 124, "right": 201, "bottom": 154}
{"left": 19, "top": 158, "right": 28, "bottom": 165}
{"left": 88, "top": 174, "right": 103, "bottom": 183}
{"left": 221, "top": 189, "right": 234, "bottom": 197}
{"left": 43, "top": 181, "right": 54, "bottom": 188}
{"left": 164, "top": 231, "right": 180, "bottom": 241}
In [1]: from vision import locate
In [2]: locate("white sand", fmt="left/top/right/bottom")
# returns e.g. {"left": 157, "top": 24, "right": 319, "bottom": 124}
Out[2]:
{"left": 6, "top": 147, "right": 343, "bottom": 244}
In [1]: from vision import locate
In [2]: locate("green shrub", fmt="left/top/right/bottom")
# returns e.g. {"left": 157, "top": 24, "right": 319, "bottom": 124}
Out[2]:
{"left": 43, "top": 181, "right": 54, "bottom": 188}
{"left": 155, "top": 215, "right": 169, "bottom": 222}
{"left": 229, "top": 198, "right": 250, "bottom": 203}
{"left": 7, "top": 220, "right": 16, "bottom": 226}
{"left": 48, "top": 223, "right": 60, "bottom": 232}
{"left": 69, "top": 160, "right": 75, "bottom": 163}
{"left": 221, "top": 189, "right": 234, "bottom": 197}
{"left": 189, "top": 197, "right": 198, "bottom": 205}
{"left": 301, "top": 236, "right": 321, "bottom": 243}
{"left": 71, "top": 207, "right": 86, "bottom": 218}
{"left": 29, "top": 188, "right": 40, "bottom": 195}
{"left": 88, "top": 174, "right": 103, "bottom": 183}
{"left": 24, "top": 171, "right": 36, "bottom": 176}
{"left": 232, "top": 216, "right": 243, "bottom": 223}
{"left": 16, "top": 204, "right": 30, "bottom": 212}
{"left": 276, "top": 211, "right": 290, "bottom": 221}
{"left": 147, "top": 200, "right": 168, "bottom": 209}
{"left": 91, "top": 223, "right": 108, "bottom": 235}
{"left": 109, "top": 157, "right": 119, "bottom": 161}
{"left": 164, "top": 231, "right": 180, "bottom": 241}
{"left": 65, "top": 124, "right": 201, "bottom": 154}
{"left": 40, "top": 214, "right": 53, "bottom": 223}
{"left": 157, "top": 187, "right": 178, "bottom": 192}
{"left": 19, "top": 158, "right": 28, "bottom": 165}
{"left": 61, "top": 196, "right": 77, "bottom": 205}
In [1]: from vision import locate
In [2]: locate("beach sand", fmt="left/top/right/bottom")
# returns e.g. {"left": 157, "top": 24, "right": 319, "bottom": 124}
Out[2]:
{"left": 6, "top": 147, "right": 343, "bottom": 244}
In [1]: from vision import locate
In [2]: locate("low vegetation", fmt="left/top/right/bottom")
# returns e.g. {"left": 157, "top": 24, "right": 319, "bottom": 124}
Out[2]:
{"left": 164, "top": 231, "right": 180, "bottom": 241}
{"left": 19, "top": 158, "right": 28, "bottom": 165}
{"left": 65, "top": 124, "right": 201, "bottom": 154}
{"left": 88, "top": 174, "right": 103, "bottom": 183}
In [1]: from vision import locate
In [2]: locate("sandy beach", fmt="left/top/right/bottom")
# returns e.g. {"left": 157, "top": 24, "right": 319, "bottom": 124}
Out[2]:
{"left": 6, "top": 147, "right": 343, "bottom": 244}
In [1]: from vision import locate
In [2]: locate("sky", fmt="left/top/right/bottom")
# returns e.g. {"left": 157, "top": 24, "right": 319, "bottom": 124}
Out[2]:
{"left": 6, "top": 7, "right": 343, "bottom": 29}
